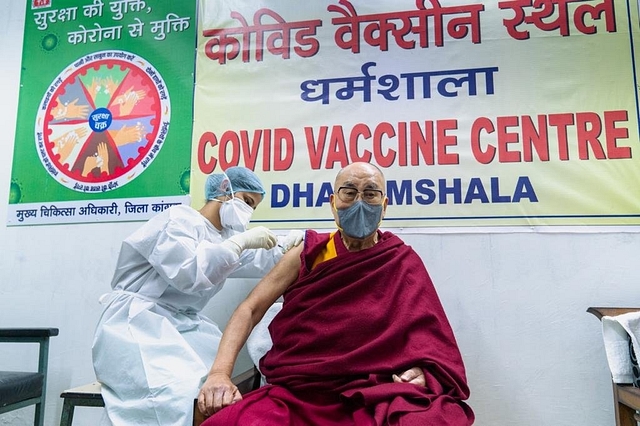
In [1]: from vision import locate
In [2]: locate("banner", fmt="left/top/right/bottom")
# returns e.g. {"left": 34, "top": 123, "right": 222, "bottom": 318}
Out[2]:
{"left": 7, "top": 0, "right": 196, "bottom": 226}
{"left": 193, "top": 0, "right": 640, "bottom": 229}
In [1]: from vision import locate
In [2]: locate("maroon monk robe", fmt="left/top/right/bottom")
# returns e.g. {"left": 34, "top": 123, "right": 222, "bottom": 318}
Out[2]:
{"left": 203, "top": 230, "right": 474, "bottom": 426}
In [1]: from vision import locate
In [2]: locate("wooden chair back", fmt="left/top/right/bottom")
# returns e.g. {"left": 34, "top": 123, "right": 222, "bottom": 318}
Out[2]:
{"left": 587, "top": 307, "right": 640, "bottom": 426}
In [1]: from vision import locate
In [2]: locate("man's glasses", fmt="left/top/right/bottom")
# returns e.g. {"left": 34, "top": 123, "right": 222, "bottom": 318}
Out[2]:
{"left": 336, "top": 187, "right": 385, "bottom": 205}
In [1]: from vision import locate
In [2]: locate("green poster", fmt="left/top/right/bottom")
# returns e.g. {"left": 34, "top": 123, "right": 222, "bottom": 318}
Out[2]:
{"left": 8, "top": 0, "right": 196, "bottom": 225}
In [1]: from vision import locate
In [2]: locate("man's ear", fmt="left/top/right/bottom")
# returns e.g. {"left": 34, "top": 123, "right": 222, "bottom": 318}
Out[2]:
{"left": 329, "top": 193, "right": 339, "bottom": 222}
{"left": 329, "top": 193, "right": 335, "bottom": 210}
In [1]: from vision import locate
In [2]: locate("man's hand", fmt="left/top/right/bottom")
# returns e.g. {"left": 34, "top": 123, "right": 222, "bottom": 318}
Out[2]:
{"left": 392, "top": 367, "right": 426, "bottom": 387}
{"left": 197, "top": 372, "right": 243, "bottom": 417}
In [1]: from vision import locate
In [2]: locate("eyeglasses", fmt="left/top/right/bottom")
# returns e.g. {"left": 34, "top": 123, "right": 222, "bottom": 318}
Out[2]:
{"left": 336, "top": 187, "right": 385, "bottom": 205}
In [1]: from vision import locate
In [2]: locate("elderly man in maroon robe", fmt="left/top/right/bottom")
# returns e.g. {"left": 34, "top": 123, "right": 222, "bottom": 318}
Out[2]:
{"left": 198, "top": 162, "right": 474, "bottom": 425}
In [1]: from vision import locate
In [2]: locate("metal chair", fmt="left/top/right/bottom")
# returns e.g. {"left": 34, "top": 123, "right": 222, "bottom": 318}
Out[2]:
{"left": 0, "top": 328, "right": 59, "bottom": 426}
{"left": 588, "top": 307, "right": 640, "bottom": 426}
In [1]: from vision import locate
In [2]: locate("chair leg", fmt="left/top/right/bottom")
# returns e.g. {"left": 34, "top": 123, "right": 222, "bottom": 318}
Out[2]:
{"left": 616, "top": 402, "right": 637, "bottom": 426}
{"left": 59, "top": 399, "right": 75, "bottom": 426}
{"left": 251, "top": 366, "right": 261, "bottom": 391}
{"left": 193, "top": 399, "right": 206, "bottom": 426}
{"left": 613, "top": 382, "right": 638, "bottom": 426}
{"left": 34, "top": 401, "right": 44, "bottom": 426}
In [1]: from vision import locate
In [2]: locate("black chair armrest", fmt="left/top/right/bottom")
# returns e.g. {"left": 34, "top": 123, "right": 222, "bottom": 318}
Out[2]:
{"left": 0, "top": 328, "right": 59, "bottom": 376}
{"left": 0, "top": 328, "right": 59, "bottom": 339}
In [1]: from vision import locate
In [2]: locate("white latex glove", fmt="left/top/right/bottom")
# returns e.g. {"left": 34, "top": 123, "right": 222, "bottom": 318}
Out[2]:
{"left": 223, "top": 226, "right": 278, "bottom": 256}
{"left": 279, "top": 230, "right": 305, "bottom": 253}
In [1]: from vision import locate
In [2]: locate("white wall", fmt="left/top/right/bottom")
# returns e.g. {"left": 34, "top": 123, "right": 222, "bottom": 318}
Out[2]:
{"left": 1, "top": 1, "right": 637, "bottom": 425}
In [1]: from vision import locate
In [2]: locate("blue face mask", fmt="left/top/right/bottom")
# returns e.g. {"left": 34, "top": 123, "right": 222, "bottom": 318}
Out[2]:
{"left": 336, "top": 200, "right": 383, "bottom": 239}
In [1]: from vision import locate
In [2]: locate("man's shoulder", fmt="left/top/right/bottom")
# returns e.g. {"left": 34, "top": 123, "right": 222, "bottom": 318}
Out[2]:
{"left": 304, "top": 229, "right": 333, "bottom": 240}
{"left": 305, "top": 229, "right": 330, "bottom": 236}
{"left": 379, "top": 230, "right": 407, "bottom": 247}
{"left": 379, "top": 231, "right": 423, "bottom": 261}
{"left": 303, "top": 229, "right": 334, "bottom": 248}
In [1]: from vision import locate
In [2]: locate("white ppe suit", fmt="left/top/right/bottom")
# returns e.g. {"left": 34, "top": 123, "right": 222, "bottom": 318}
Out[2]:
{"left": 92, "top": 205, "right": 282, "bottom": 426}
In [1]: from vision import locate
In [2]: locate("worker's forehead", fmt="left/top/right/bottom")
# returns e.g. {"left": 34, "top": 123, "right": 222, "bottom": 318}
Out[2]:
{"left": 236, "top": 191, "right": 263, "bottom": 208}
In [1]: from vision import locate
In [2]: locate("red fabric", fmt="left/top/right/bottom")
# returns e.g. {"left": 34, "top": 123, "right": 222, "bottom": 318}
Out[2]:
{"left": 203, "top": 230, "right": 473, "bottom": 426}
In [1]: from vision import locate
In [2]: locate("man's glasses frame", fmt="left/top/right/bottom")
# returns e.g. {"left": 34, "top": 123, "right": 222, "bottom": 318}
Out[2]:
{"left": 335, "top": 187, "right": 385, "bottom": 205}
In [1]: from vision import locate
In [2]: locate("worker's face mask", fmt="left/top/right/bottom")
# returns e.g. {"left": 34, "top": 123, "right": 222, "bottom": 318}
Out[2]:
{"left": 220, "top": 197, "right": 253, "bottom": 232}
{"left": 335, "top": 200, "right": 383, "bottom": 239}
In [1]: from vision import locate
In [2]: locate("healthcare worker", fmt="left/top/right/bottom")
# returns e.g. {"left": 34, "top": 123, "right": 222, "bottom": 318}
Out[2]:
{"left": 92, "top": 166, "right": 303, "bottom": 426}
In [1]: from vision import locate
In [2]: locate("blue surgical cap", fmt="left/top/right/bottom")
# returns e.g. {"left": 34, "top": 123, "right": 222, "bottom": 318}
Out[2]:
{"left": 204, "top": 166, "right": 266, "bottom": 200}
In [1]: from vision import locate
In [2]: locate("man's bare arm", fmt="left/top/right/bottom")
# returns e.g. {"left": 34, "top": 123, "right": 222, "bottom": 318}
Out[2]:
{"left": 198, "top": 243, "right": 302, "bottom": 415}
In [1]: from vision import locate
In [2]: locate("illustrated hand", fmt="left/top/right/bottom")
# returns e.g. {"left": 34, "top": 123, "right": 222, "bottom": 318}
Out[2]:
{"left": 88, "top": 78, "right": 101, "bottom": 97}
{"left": 197, "top": 372, "right": 243, "bottom": 417}
{"left": 114, "top": 86, "right": 146, "bottom": 115}
{"left": 82, "top": 142, "right": 109, "bottom": 176}
{"left": 112, "top": 122, "right": 145, "bottom": 146}
{"left": 392, "top": 367, "right": 426, "bottom": 387}
{"left": 97, "top": 142, "right": 109, "bottom": 174}
{"left": 55, "top": 127, "right": 87, "bottom": 163}
{"left": 279, "top": 230, "right": 305, "bottom": 253}
{"left": 52, "top": 98, "right": 89, "bottom": 120}
{"left": 82, "top": 154, "right": 99, "bottom": 177}
{"left": 52, "top": 98, "right": 88, "bottom": 120}
{"left": 102, "top": 76, "right": 119, "bottom": 96}
{"left": 224, "top": 226, "right": 278, "bottom": 256}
